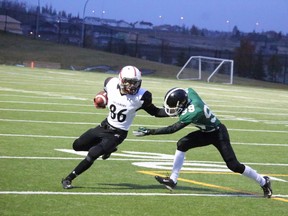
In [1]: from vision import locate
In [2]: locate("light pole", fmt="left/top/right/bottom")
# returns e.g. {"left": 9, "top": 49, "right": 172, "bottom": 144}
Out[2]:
{"left": 102, "top": 10, "right": 105, "bottom": 19}
{"left": 101, "top": 10, "right": 106, "bottom": 24}
{"left": 35, "top": 0, "right": 40, "bottom": 38}
{"left": 180, "top": 16, "right": 184, "bottom": 28}
{"left": 57, "top": 17, "right": 61, "bottom": 43}
{"left": 158, "top": 15, "right": 163, "bottom": 25}
{"left": 255, "top": 21, "right": 259, "bottom": 32}
{"left": 226, "top": 20, "right": 230, "bottom": 32}
{"left": 81, "top": 0, "right": 90, "bottom": 47}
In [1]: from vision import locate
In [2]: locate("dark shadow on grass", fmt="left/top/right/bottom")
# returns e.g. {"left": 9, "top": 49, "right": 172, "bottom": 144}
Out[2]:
{"left": 68, "top": 183, "right": 253, "bottom": 196}
{"left": 97, "top": 183, "right": 216, "bottom": 192}
{"left": 67, "top": 183, "right": 257, "bottom": 197}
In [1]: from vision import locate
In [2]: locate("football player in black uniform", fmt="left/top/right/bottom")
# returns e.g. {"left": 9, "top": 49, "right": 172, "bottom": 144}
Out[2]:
{"left": 134, "top": 87, "right": 272, "bottom": 198}
{"left": 61, "top": 66, "right": 168, "bottom": 189}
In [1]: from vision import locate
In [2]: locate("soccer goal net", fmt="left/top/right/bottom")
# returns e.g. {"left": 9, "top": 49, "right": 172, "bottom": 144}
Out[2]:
{"left": 176, "top": 56, "right": 234, "bottom": 84}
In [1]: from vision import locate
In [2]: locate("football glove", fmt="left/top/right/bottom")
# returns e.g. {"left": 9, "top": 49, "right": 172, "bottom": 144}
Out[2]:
{"left": 133, "top": 127, "right": 151, "bottom": 137}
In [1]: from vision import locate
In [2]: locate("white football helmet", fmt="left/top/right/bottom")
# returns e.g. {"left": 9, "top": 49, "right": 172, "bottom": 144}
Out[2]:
{"left": 119, "top": 66, "right": 142, "bottom": 95}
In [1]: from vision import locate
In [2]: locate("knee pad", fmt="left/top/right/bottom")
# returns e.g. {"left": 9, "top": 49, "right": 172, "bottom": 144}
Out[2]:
{"left": 176, "top": 139, "right": 188, "bottom": 152}
{"left": 87, "top": 145, "right": 104, "bottom": 161}
{"left": 85, "top": 155, "right": 95, "bottom": 163}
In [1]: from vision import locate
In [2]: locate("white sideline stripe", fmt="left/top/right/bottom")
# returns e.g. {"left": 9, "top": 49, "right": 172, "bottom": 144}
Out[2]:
{"left": 0, "top": 191, "right": 258, "bottom": 197}
{"left": 1, "top": 155, "right": 287, "bottom": 167}
{"left": 0, "top": 133, "right": 287, "bottom": 147}
{"left": 1, "top": 107, "right": 288, "bottom": 117}
{"left": 0, "top": 191, "right": 287, "bottom": 198}
{"left": 0, "top": 94, "right": 85, "bottom": 100}
{"left": 1, "top": 94, "right": 287, "bottom": 111}
{"left": 2, "top": 83, "right": 287, "bottom": 100}
{"left": 0, "top": 156, "right": 167, "bottom": 161}
{"left": 1, "top": 100, "right": 288, "bottom": 112}
{"left": 0, "top": 108, "right": 97, "bottom": 115}
{"left": 0, "top": 118, "right": 287, "bottom": 133}
{"left": 1, "top": 118, "right": 287, "bottom": 130}
{"left": 0, "top": 87, "right": 89, "bottom": 101}
{"left": 0, "top": 100, "right": 91, "bottom": 107}
{"left": 1, "top": 109, "right": 287, "bottom": 126}
{"left": 0, "top": 119, "right": 97, "bottom": 125}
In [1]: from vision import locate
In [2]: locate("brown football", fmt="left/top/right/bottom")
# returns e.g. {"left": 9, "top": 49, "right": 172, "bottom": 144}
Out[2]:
{"left": 94, "top": 91, "right": 108, "bottom": 108}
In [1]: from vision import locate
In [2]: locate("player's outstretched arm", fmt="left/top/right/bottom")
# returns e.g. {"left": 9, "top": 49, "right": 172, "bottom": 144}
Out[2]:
{"left": 141, "top": 91, "right": 169, "bottom": 117}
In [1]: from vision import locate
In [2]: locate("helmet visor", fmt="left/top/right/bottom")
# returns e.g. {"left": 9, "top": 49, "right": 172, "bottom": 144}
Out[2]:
{"left": 164, "top": 103, "right": 183, "bottom": 116}
{"left": 121, "top": 78, "right": 141, "bottom": 94}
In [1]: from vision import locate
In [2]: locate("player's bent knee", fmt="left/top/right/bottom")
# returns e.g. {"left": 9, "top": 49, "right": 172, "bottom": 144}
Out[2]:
{"left": 72, "top": 139, "right": 81, "bottom": 151}
{"left": 226, "top": 161, "right": 245, "bottom": 173}
{"left": 176, "top": 140, "right": 188, "bottom": 152}
{"left": 85, "top": 155, "right": 95, "bottom": 163}
{"left": 87, "top": 145, "right": 104, "bottom": 161}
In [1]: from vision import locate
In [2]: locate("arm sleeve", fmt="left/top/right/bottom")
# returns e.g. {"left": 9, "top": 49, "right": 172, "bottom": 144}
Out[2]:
{"left": 141, "top": 91, "right": 169, "bottom": 117}
{"left": 150, "top": 121, "right": 189, "bottom": 135}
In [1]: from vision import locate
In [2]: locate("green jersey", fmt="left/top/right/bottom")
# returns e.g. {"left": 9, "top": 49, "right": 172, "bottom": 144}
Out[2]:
{"left": 179, "top": 88, "right": 221, "bottom": 132}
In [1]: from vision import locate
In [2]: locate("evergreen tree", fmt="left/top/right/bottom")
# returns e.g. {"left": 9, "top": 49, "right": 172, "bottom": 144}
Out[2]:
{"left": 190, "top": 25, "right": 199, "bottom": 36}
{"left": 234, "top": 38, "right": 255, "bottom": 78}
{"left": 252, "top": 51, "right": 265, "bottom": 80}
{"left": 232, "top": 26, "right": 240, "bottom": 39}
{"left": 176, "top": 52, "right": 188, "bottom": 67}
{"left": 268, "top": 55, "right": 282, "bottom": 82}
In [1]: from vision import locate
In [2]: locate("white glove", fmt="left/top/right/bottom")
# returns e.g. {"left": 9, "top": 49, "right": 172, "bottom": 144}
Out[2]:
{"left": 132, "top": 127, "right": 151, "bottom": 137}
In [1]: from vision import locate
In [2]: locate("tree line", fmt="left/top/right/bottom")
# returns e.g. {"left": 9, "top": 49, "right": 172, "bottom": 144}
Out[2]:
{"left": 1, "top": 0, "right": 287, "bottom": 84}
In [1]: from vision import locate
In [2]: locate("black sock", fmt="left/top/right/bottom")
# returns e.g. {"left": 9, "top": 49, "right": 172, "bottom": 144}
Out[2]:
{"left": 66, "top": 158, "right": 94, "bottom": 181}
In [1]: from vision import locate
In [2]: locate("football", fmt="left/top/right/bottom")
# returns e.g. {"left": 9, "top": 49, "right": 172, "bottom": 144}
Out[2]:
{"left": 94, "top": 90, "right": 108, "bottom": 108}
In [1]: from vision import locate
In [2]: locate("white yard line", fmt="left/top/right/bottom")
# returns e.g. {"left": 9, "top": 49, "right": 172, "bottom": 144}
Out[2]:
{"left": 0, "top": 133, "right": 288, "bottom": 146}
{"left": 1, "top": 155, "right": 288, "bottom": 167}
{"left": 1, "top": 99, "right": 288, "bottom": 111}
{"left": 0, "top": 191, "right": 260, "bottom": 197}
{"left": 0, "top": 101, "right": 91, "bottom": 106}
{"left": 1, "top": 107, "right": 288, "bottom": 117}
{"left": 0, "top": 191, "right": 287, "bottom": 199}
{"left": 0, "top": 118, "right": 288, "bottom": 132}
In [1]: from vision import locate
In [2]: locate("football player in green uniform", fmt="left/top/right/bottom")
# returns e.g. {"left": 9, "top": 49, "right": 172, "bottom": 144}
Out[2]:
{"left": 133, "top": 87, "right": 272, "bottom": 198}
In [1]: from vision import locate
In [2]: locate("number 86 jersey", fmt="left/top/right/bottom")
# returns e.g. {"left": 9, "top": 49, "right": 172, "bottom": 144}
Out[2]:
{"left": 104, "top": 77, "right": 146, "bottom": 131}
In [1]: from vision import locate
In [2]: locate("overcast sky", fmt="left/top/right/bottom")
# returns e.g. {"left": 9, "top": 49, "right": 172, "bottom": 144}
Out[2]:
{"left": 25, "top": 0, "right": 288, "bottom": 34}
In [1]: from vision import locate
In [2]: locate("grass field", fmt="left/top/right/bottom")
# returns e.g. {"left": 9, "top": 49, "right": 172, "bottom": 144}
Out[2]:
{"left": 0, "top": 65, "right": 287, "bottom": 216}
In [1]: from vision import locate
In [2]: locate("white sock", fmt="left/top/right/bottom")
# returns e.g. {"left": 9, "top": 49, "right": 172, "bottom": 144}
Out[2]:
{"left": 170, "top": 150, "right": 185, "bottom": 183}
{"left": 242, "top": 165, "right": 266, "bottom": 186}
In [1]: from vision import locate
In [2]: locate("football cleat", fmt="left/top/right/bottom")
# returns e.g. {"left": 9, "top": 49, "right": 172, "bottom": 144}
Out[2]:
{"left": 61, "top": 178, "right": 73, "bottom": 189}
{"left": 155, "top": 176, "right": 177, "bottom": 191}
{"left": 261, "top": 176, "right": 272, "bottom": 198}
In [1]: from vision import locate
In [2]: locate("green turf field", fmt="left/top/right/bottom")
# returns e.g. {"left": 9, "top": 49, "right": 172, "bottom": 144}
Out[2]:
{"left": 0, "top": 65, "right": 287, "bottom": 215}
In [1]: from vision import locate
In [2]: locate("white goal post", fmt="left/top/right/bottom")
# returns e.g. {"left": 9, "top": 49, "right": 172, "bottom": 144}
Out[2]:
{"left": 176, "top": 56, "right": 234, "bottom": 84}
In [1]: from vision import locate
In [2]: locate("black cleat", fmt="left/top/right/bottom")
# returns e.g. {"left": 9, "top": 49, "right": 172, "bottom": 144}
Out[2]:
{"left": 261, "top": 176, "right": 272, "bottom": 198}
{"left": 61, "top": 178, "right": 73, "bottom": 189}
{"left": 155, "top": 176, "right": 177, "bottom": 191}
{"left": 102, "top": 148, "right": 117, "bottom": 160}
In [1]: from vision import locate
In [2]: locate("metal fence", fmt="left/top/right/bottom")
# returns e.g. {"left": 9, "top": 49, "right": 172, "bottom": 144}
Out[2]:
{"left": 1, "top": 7, "right": 287, "bottom": 84}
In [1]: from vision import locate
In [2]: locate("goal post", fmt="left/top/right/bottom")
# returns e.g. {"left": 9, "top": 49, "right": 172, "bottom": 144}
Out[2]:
{"left": 176, "top": 56, "right": 234, "bottom": 84}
